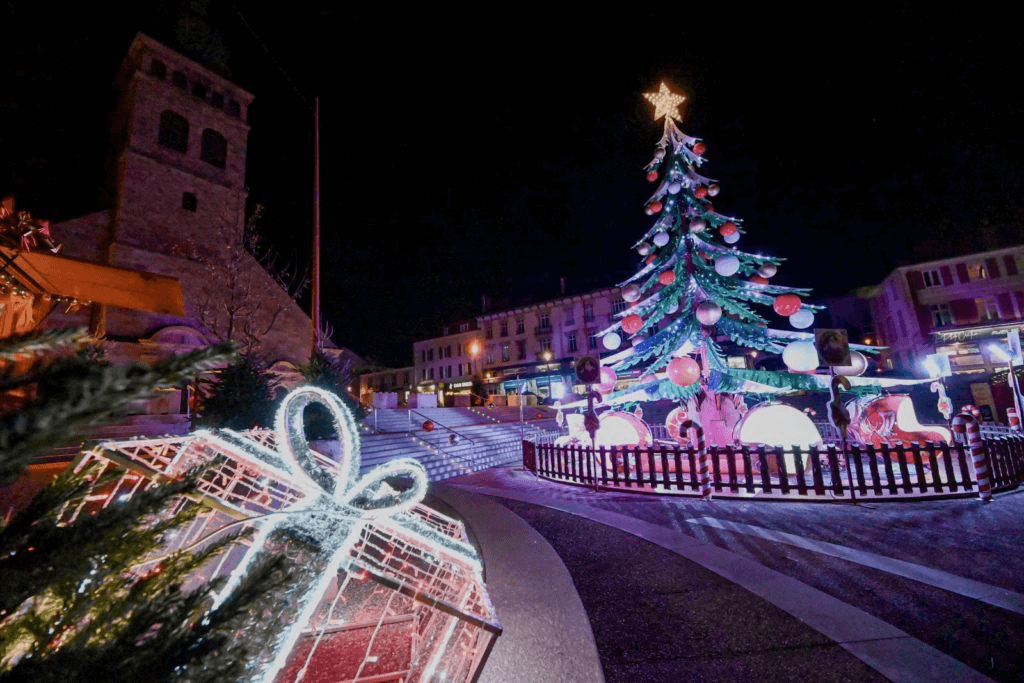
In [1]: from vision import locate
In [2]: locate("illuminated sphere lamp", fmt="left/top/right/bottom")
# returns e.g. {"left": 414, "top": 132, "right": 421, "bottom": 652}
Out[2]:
{"left": 773, "top": 293, "right": 802, "bottom": 316}
{"left": 653, "top": 231, "right": 670, "bottom": 247}
{"left": 622, "top": 284, "right": 641, "bottom": 302}
{"left": 621, "top": 314, "right": 643, "bottom": 335}
{"left": 602, "top": 331, "right": 622, "bottom": 350}
{"left": 758, "top": 263, "right": 778, "bottom": 278}
{"left": 695, "top": 301, "right": 722, "bottom": 326}
{"left": 715, "top": 255, "right": 740, "bottom": 276}
{"left": 667, "top": 357, "right": 701, "bottom": 387}
{"left": 789, "top": 308, "right": 815, "bottom": 329}
{"left": 738, "top": 403, "right": 823, "bottom": 450}
{"left": 658, "top": 270, "right": 676, "bottom": 285}
{"left": 723, "top": 231, "right": 740, "bottom": 244}
{"left": 719, "top": 221, "right": 737, "bottom": 237}
{"left": 782, "top": 340, "right": 819, "bottom": 372}
{"left": 834, "top": 350, "right": 869, "bottom": 377}
{"left": 597, "top": 366, "right": 617, "bottom": 394}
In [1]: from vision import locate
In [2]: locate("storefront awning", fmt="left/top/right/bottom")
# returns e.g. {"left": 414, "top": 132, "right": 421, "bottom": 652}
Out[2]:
{"left": 1, "top": 247, "right": 184, "bottom": 316}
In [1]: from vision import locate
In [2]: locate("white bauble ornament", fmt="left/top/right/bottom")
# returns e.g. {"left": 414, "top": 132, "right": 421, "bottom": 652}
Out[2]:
{"left": 782, "top": 340, "right": 819, "bottom": 372}
{"left": 708, "top": 183, "right": 720, "bottom": 197}
{"left": 668, "top": 181, "right": 682, "bottom": 194}
{"left": 653, "top": 231, "right": 670, "bottom": 247}
{"left": 689, "top": 218, "right": 706, "bottom": 233}
{"left": 666, "top": 299, "right": 679, "bottom": 314}
{"left": 654, "top": 148, "right": 666, "bottom": 161}
{"left": 637, "top": 242, "right": 651, "bottom": 256}
{"left": 622, "top": 284, "right": 641, "bottom": 302}
{"left": 715, "top": 255, "right": 740, "bottom": 276}
{"left": 789, "top": 308, "right": 814, "bottom": 329}
{"left": 602, "top": 332, "right": 622, "bottom": 350}
{"left": 695, "top": 301, "right": 723, "bottom": 326}
{"left": 835, "top": 351, "right": 869, "bottom": 377}
{"left": 723, "top": 231, "right": 740, "bottom": 244}
{"left": 758, "top": 264, "right": 778, "bottom": 278}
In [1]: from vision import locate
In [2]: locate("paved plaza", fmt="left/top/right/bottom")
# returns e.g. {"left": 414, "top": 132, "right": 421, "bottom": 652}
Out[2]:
{"left": 434, "top": 465, "right": 1024, "bottom": 682}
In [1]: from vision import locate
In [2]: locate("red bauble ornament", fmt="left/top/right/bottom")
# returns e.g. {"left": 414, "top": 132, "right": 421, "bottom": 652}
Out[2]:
{"left": 750, "top": 275, "right": 769, "bottom": 285}
{"left": 423, "top": 420, "right": 435, "bottom": 432}
{"left": 719, "top": 221, "right": 737, "bottom": 237}
{"left": 667, "top": 357, "right": 701, "bottom": 387}
{"left": 658, "top": 270, "right": 676, "bottom": 285}
{"left": 651, "top": 201, "right": 663, "bottom": 212}
{"left": 646, "top": 170, "right": 658, "bottom": 182}
{"left": 773, "top": 293, "right": 802, "bottom": 316}
{"left": 693, "top": 142, "right": 706, "bottom": 156}
{"left": 694, "top": 185, "right": 708, "bottom": 199}
{"left": 705, "top": 203, "right": 714, "bottom": 213}
{"left": 622, "top": 314, "right": 643, "bottom": 335}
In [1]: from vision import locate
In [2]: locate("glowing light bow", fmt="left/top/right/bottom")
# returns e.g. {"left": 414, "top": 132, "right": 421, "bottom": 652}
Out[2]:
{"left": 207, "top": 386, "right": 429, "bottom": 683}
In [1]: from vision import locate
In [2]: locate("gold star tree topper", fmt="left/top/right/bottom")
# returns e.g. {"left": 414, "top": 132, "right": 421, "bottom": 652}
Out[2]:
{"left": 644, "top": 82, "right": 686, "bottom": 121}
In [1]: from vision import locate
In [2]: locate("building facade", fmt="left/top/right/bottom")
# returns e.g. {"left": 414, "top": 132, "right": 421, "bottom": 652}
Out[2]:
{"left": 856, "top": 245, "right": 1024, "bottom": 421}
{"left": 49, "top": 34, "right": 315, "bottom": 370}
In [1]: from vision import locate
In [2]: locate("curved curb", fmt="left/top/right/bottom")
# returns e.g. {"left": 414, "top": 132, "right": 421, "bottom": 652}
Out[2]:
{"left": 431, "top": 483, "right": 606, "bottom": 683}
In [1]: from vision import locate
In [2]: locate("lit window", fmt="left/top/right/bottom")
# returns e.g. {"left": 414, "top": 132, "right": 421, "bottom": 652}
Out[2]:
{"left": 727, "top": 356, "right": 748, "bottom": 369}
{"left": 968, "top": 263, "right": 988, "bottom": 280}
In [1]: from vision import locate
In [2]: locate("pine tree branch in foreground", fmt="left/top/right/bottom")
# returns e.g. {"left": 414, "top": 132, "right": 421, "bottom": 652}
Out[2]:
{"left": 0, "top": 333, "right": 237, "bottom": 486}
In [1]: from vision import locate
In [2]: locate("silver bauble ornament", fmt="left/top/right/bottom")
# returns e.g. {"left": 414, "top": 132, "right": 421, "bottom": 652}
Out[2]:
{"left": 723, "top": 231, "right": 740, "bottom": 244}
{"left": 715, "top": 255, "right": 740, "bottom": 276}
{"left": 602, "top": 332, "right": 622, "bottom": 350}
{"left": 653, "top": 231, "right": 670, "bottom": 247}
{"left": 638, "top": 242, "right": 651, "bottom": 256}
{"left": 695, "top": 301, "right": 723, "bottom": 326}
{"left": 708, "top": 183, "right": 720, "bottom": 197}
{"left": 622, "top": 284, "right": 641, "bottom": 302}
{"left": 789, "top": 308, "right": 814, "bottom": 329}
{"left": 758, "top": 264, "right": 778, "bottom": 278}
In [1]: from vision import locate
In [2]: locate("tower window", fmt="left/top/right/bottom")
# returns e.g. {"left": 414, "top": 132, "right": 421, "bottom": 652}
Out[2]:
{"left": 172, "top": 70, "right": 187, "bottom": 89}
{"left": 182, "top": 192, "right": 197, "bottom": 212}
{"left": 227, "top": 99, "right": 241, "bottom": 118}
{"left": 149, "top": 59, "right": 167, "bottom": 80}
{"left": 158, "top": 110, "right": 189, "bottom": 153}
{"left": 200, "top": 129, "right": 227, "bottom": 168}
{"left": 192, "top": 82, "right": 207, "bottom": 100}
{"left": 209, "top": 91, "right": 224, "bottom": 109}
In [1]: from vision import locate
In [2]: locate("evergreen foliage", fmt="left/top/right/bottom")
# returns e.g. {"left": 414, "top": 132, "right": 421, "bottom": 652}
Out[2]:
{"left": 0, "top": 330, "right": 299, "bottom": 680}
{"left": 300, "top": 353, "right": 365, "bottom": 439}
{"left": 196, "top": 354, "right": 276, "bottom": 430}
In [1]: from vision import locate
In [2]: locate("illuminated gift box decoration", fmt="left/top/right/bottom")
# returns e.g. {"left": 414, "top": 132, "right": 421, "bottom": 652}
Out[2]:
{"left": 63, "top": 386, "right": 501, "bottom": 683}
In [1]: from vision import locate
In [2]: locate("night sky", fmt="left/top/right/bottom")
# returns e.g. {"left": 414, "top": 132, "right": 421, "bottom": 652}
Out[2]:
{"left": 4, "top": 4, "right": 1023, "bottom": 367}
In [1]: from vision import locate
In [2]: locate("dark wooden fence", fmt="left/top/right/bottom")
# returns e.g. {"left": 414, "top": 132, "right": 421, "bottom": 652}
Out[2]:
{"left": 521, "top": 436, "right": 1024, "bottom": 501}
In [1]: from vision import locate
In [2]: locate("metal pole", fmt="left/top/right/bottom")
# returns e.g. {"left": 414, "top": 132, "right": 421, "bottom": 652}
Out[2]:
{"left": 311, "top": 97, "right": 321, "bottom": 359}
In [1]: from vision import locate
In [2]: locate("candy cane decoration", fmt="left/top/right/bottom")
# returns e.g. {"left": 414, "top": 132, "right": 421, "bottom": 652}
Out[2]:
{"left": 681, "top": 418, "right": 710, "bottom": 500}
{"left": 952, "top": 412, "right": 992, "bottom": 502}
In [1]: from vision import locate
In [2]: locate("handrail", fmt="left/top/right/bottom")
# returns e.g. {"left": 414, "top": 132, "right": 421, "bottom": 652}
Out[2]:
{"left": 408, "top": 410, "right": 477, "bottom": 448}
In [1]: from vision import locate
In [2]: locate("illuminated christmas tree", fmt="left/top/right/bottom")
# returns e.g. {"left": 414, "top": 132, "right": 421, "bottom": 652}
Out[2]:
{"left": 597, "top": 83, "right": 874, "bottom": 445}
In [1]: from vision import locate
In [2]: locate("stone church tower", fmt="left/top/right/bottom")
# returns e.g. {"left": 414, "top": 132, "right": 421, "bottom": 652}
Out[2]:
{"left": 53, "top": 34, "right": 321, "bottom": 371}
